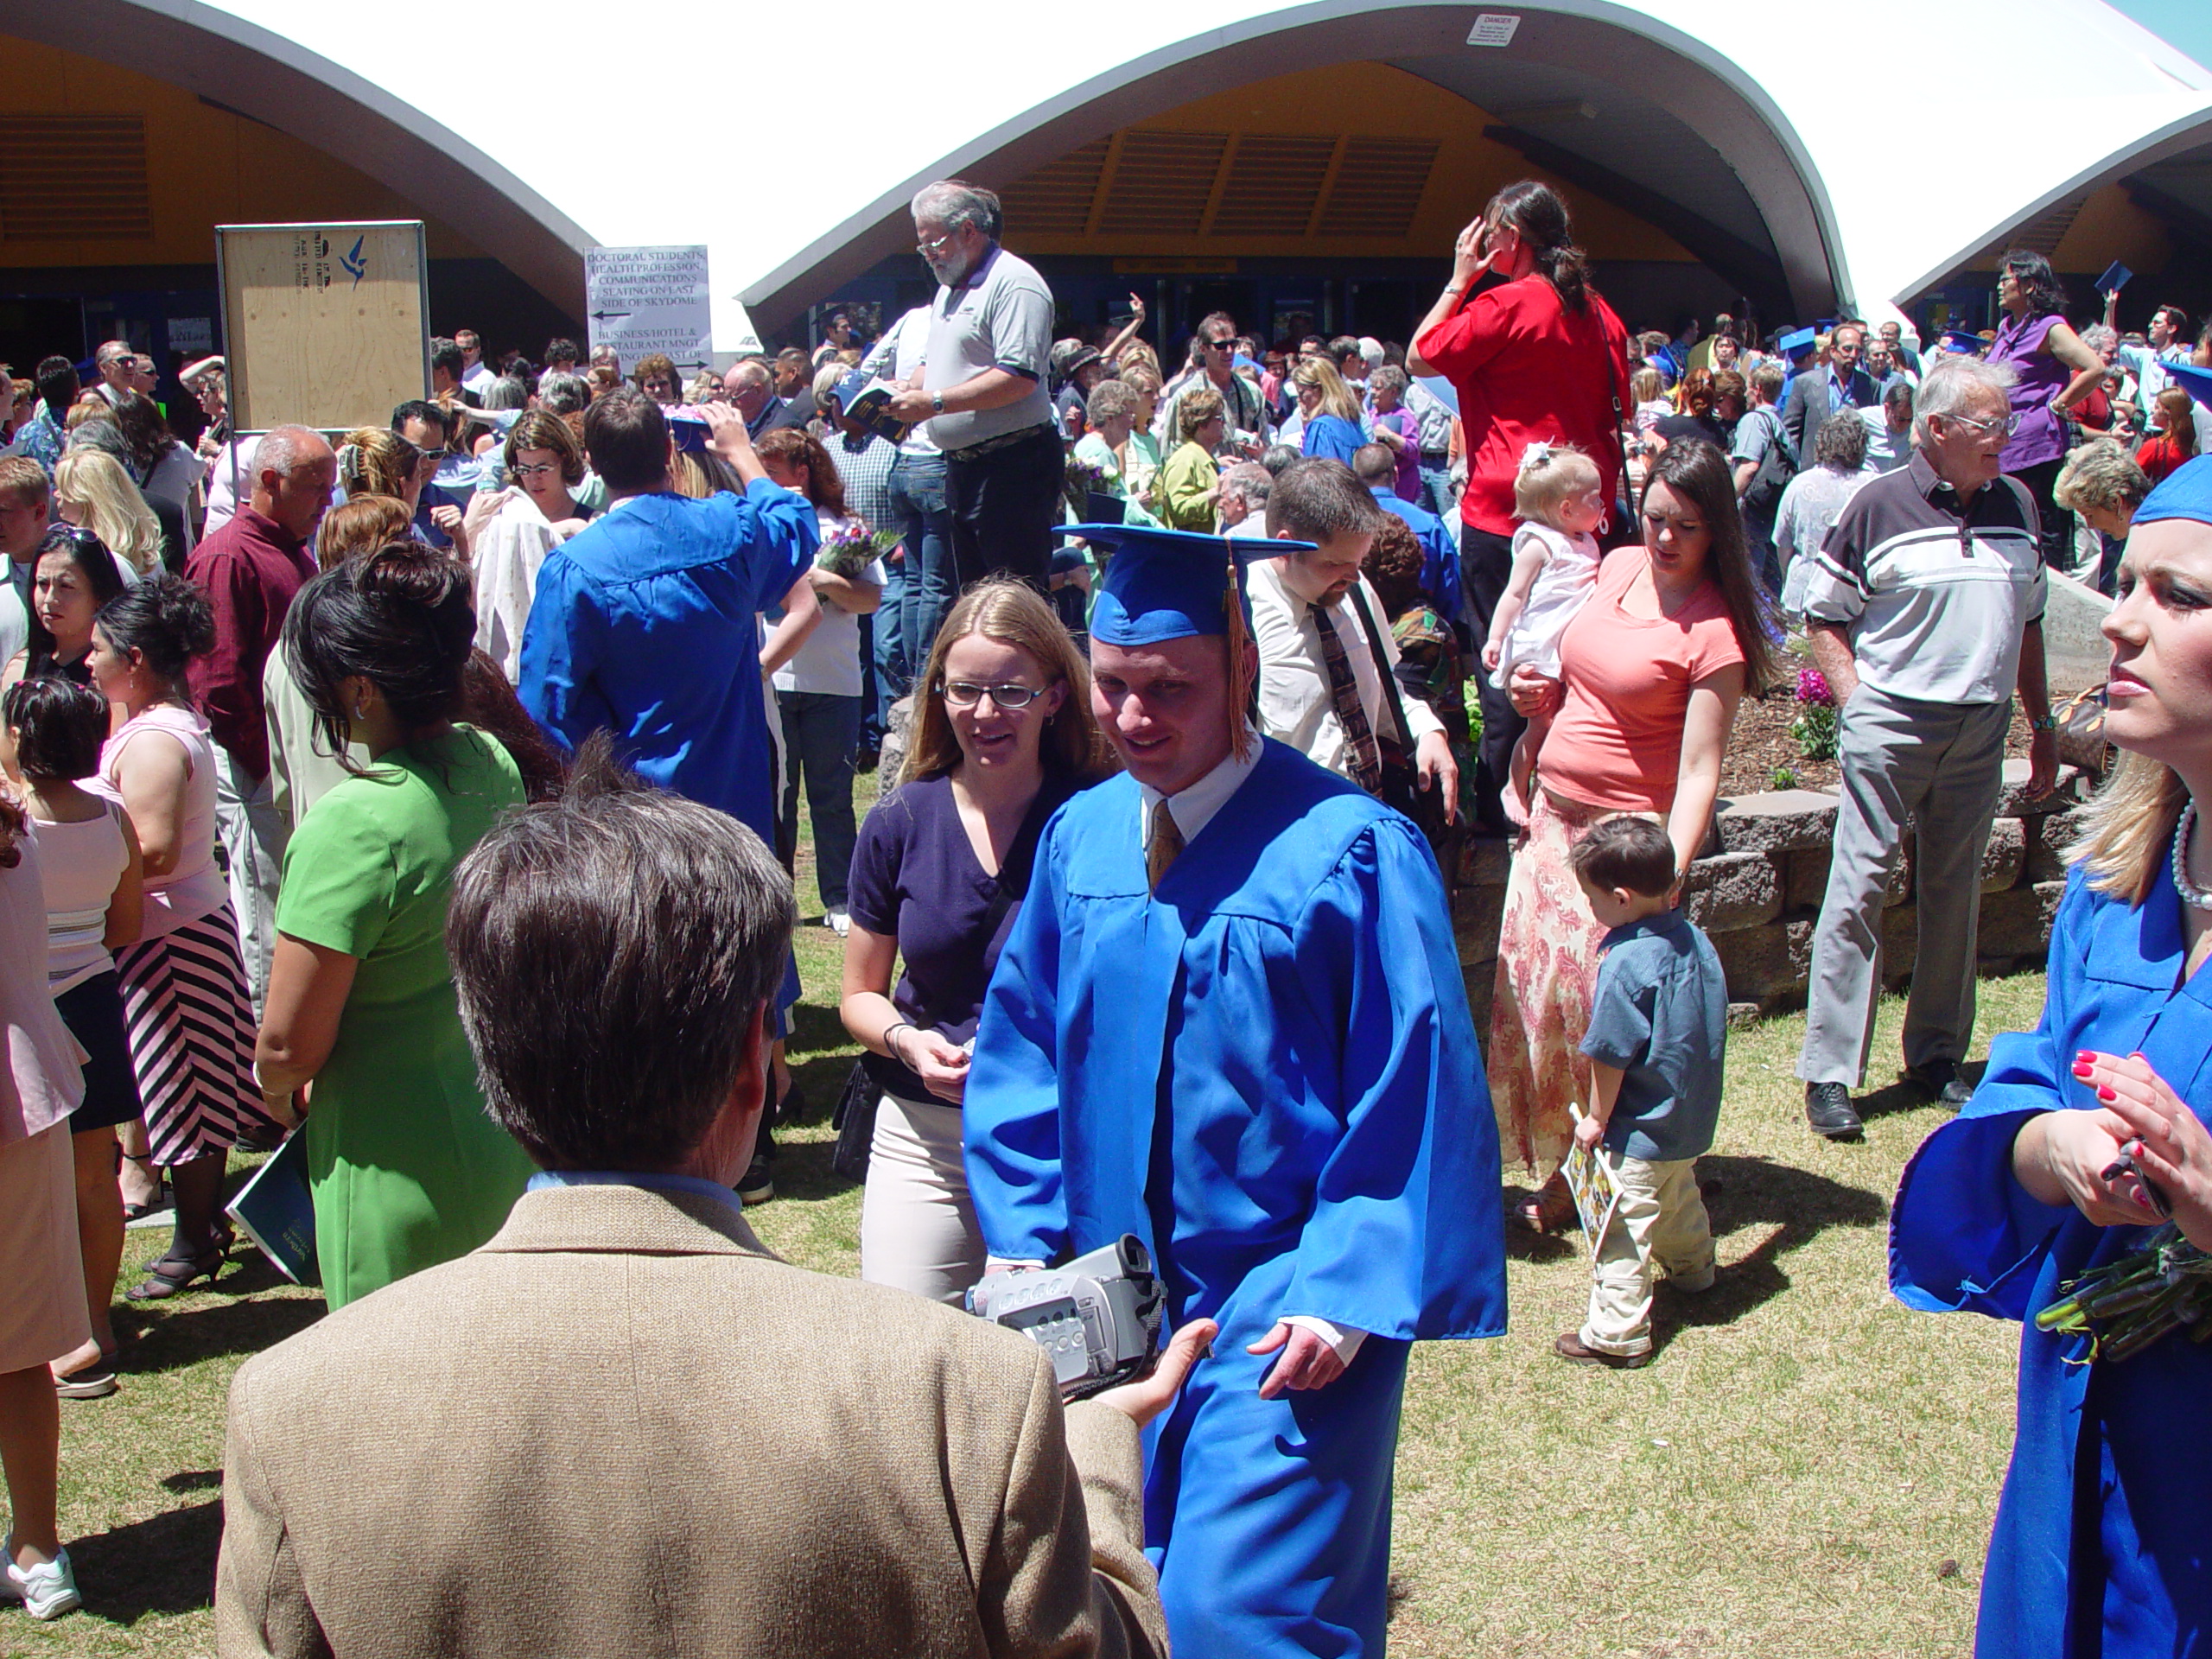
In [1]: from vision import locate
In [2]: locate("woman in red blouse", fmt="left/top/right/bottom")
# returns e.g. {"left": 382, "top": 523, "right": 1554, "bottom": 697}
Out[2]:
{"left": 1409, "top": 181, "right": 1631, "bottom": 832}
{"left": 2137, "top": 388, "right": 2199, "bottom": 486}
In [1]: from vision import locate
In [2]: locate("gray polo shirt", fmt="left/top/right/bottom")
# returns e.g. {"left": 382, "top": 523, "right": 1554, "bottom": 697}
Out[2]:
{"left": 1579, "top": 910, "right": 1726, "bottom": 1164}
{"left": 920, "top": 245, "right": 1055, "bottom": 452}
{"left": 1796, "top": 451, "right": 2045, "bottom": 707}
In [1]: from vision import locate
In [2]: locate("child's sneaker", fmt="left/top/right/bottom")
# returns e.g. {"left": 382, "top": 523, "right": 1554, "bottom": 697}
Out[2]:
{"left": 3, "top": 1542, "right": 81, "bottom": 1619}
{"left": 1554, "top": 1332, "right": 1651, "bottom": 1370}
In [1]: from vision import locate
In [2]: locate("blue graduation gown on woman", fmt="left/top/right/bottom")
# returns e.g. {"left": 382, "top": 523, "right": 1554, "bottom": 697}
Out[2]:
{"left": 966, "top": 738, "right": 1507, "bottom": 1658}
{"left": 1891, "top": 860, "right": 2212, "bottom": 1658}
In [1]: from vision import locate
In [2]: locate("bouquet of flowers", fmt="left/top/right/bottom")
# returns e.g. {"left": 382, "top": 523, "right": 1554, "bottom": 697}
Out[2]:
{"left": 816, "top": 521, "right": 901, "bottom": 581}
{"left": 1789, "top": 667, "right": 1840, "bottom": 762}
{"left": 2035, "top": 1224, "right": 2212, "bottom": 1363}
{"left": 1065, "top": 453, "right": 1110, "bottom": 518}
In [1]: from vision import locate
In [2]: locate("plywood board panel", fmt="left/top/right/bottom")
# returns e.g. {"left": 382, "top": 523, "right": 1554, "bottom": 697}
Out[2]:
{"left": 219, "top": 221, "right": 428, "bottom": 431}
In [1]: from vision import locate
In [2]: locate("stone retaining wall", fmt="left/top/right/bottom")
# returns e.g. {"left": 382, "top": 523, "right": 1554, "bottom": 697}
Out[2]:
{"left": 1453, "top": 760, "right": 2085, "bottom": 1031}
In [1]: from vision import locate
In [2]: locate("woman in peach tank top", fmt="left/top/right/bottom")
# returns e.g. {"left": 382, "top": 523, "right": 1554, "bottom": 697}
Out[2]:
{"left": 1488, "top": 440, "right": 1774, "bottom": 1230}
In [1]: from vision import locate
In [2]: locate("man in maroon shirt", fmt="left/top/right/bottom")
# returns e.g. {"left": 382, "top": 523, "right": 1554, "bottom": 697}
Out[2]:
{"left": 184, "top": 424, "right": 335, "bottom": 1013}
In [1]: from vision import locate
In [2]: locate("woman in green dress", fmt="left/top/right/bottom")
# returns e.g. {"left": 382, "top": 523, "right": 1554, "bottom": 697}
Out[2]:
{"left": 252, "top": 543, "right": 539, "bottom": 1309}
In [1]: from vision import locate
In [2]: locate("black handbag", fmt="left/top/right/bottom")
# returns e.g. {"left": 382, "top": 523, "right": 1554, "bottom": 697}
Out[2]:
{"left": 830, "top": 1060, "right": 879, "bottom": 1185}
{"left": 1347, "top": 584, "right": 1463, "bottom": 883}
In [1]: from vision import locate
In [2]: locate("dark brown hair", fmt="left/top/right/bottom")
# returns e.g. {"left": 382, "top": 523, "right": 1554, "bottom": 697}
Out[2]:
{"left": 1571, "top": 814, "right": 1677, "bottom": 897}
{"left": 582, "top": 388, "right": 670, "bottom": 493}
{"left": 1486, "top": 180, "right": 1592, "bottom": 313}
{"left": 1643, "top": 439, "right": 1777, "bottom": 692}
{"left": 283, "top": 543, "right": 475, "bottom": 770}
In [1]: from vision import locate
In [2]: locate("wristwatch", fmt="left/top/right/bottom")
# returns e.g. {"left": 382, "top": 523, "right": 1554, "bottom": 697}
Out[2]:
{"left": 931, "top": 391, "right": 945, "bottom": 415}
{"left": 2030, "top": 715, "right": 2057, "bottom": 734}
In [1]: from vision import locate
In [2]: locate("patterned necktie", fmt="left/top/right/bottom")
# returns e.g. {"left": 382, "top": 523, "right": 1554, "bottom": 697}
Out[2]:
{"left": 1150, "top": 809, "right": 1185, "bottom": 898}
{"left": 1311, "top": 601, "right": 1383, "bottom": 792}
{"left": 1147, "top": 803, "right": 1185, "bottom": 891}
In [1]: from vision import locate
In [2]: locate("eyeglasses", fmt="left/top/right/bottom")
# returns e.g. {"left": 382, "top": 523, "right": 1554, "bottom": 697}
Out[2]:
{"left": 512, "top": 461, "right": 561, "bottom": 480}
{"left": 1942, "top": 411, "right": 2022, "bottom": 439}
{"left": 916, "top": 232, "right": 955, "bottom": 257}
{"left": 939, "top": 680, "right": 1047, "bottom": 709}
{"left": 1204, "top": 337, "right": 1233, "bottom": 352}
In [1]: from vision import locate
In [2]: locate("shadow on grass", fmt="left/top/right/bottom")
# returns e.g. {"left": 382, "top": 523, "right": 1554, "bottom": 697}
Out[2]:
{"left": 69, "top": 1497, "right": 219, "bottom": 1623}
{"left": 1646, "top": 1154, "right": 1888, "bottom": 1355}
{"left": 769, "top": 1129, "right": 859, "bottom": 1205}
{"left": 123, "top": 1279, "right": 325, "bottom": 1377}
{"left": 1857, "top": 1060, "right": 1988, "bottom": 1127}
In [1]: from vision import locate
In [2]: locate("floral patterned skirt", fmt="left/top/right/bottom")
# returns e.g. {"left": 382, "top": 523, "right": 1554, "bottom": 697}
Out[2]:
{"left": 1487, "top": 790, "right": 1619, "bottom": 1179}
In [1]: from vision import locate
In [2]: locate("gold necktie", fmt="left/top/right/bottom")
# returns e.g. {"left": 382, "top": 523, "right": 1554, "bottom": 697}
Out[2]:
{"left": 1147, "top": 804, "right": 1185, "bottom": 891}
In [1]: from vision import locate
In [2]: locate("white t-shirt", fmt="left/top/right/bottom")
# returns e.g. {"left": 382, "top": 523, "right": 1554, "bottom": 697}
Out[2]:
{"left": 772, "top": 511, "right": 885, "bottom": 698}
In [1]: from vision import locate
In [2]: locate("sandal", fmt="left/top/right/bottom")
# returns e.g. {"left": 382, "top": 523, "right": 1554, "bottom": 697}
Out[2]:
{"left": 124, "top": 1247, "right": 225, "bottom": 1302}
{"left": 1512, "top": 1176, "right": 1577, "bottom": 1235}
{"left": 54, "top": 1365, "right": 118, "bottom": 1401}
{"left": 119, "top": 1153, "right": 168, "bottom": 1223}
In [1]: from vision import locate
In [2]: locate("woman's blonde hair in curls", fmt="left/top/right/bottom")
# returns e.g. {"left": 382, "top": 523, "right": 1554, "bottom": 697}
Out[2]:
{"left": 1513, "top": 441, "right": 1603, "bottom": 526}
{"left": 902, "top": 579, "right": 1116, "bottom": 789}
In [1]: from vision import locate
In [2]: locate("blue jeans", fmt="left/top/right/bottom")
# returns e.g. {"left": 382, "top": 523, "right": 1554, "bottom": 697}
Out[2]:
{"left": 886, "top": 453, "right": 954, "bottom": 695}
{"left": 777, "top": 690, "right": 862, "bottom": 911}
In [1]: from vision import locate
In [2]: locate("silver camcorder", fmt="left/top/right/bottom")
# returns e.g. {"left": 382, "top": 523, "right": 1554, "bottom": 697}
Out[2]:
{"left": 968, "top": 1236, "right": 1166, "bottom": 1401}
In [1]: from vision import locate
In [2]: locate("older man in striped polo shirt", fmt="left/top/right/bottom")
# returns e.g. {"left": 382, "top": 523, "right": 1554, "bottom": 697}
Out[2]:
{"left": 1794, "top": 356, "right": 2060, "bottom": 1139}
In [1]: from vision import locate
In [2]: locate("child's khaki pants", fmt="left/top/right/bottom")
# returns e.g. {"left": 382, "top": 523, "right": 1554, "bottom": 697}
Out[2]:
{"left": 1580, "top": 1154, "right": 1714, "bottom": 1357}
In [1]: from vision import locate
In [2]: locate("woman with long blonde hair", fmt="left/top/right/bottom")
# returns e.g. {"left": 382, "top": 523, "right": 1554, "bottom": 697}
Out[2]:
{"left": 54, "top": 450, "right": 160, "bottom": 575}
{"left": 1291, "top": 356, "right": 1365, "bottom": 465}
{"left": 838, "top": 581, "right": 1113, "bottom": 1303}
{"left": 1892, "top": 456, "right": 2212, "bottom": 1654}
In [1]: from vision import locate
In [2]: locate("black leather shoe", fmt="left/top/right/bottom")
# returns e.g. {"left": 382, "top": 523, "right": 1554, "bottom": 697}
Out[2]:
{"left": 1805, "top": 1082, "right": 1864, "bottom": 1140}
{"left": 1906, "top": 1058, "right": 1974, "bottom": 1109}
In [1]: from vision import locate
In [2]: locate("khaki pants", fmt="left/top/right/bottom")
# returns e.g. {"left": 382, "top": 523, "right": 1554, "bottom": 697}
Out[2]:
{"left": 1581, "top": 1154, "right": 1714, "bottom": 1357}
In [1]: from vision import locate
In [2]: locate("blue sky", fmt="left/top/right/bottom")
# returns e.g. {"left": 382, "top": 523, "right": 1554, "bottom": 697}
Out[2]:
{"left": 2107, "top": 0, "right": 2212, "bottom": 74}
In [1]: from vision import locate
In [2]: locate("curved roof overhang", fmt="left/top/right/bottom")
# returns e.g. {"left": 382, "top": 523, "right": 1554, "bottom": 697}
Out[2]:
{"left": 7, "top": 0, "right": 588, "bottom": 312}
{"left": 738, "top": 0, "right": 1850, "bottom": 332}
{"left": 1891, "top": 102, "right": 2212, "bottom": 305}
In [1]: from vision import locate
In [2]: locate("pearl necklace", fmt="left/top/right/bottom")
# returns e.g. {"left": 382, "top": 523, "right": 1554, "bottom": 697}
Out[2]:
{"left": 2175, "top": 804, "right": 2212, "bottom": 912}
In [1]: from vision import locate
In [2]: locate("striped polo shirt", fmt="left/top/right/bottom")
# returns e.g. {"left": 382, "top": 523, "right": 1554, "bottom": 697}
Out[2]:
{"left": 1796, "top": 451, "right": 2046, "bottom": 706}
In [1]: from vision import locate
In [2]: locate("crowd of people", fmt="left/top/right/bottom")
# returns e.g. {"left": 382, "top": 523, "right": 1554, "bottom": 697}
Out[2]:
{"left": 0, "top": 170, "right": 2207, "bottom": 1657}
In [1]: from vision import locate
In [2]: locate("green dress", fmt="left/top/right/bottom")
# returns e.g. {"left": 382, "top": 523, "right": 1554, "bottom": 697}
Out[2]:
{"left": 275, "top": 726, "right": 537, "bottom": 1309}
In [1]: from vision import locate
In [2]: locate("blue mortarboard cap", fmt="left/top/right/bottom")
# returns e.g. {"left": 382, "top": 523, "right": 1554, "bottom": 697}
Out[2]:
{"left": 1061, "top": 523, "right": 1313, "bottom": 647}
{"left": 1939, "top": 329, "right": 1985, "bottom": 355}
{"left": 2133, "top": 453, "right": 2212, "bottom": 529}
{"left": 1779, "top": 327, "right": 1817, "bottom": 358}
{"left": 2164, "top": 362, "right": 2212, "bottom": 407}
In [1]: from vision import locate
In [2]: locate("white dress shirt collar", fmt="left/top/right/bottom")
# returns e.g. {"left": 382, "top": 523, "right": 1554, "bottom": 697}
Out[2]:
{"left": 1137, "top": 726, "right": 1263, "bottom": 854}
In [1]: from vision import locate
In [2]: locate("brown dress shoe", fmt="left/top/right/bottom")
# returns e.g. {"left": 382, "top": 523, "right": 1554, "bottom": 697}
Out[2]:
{"left": 1554, "top": 1331, "right": 1651, "bottom": 1370}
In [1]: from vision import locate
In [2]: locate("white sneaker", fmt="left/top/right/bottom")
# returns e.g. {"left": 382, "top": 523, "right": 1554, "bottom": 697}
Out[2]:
{"left": 3, "top": 1543, "right": 81, "bottom": 1619}
{"left": 825, "top": 906, "right": 850, "bottom": 938}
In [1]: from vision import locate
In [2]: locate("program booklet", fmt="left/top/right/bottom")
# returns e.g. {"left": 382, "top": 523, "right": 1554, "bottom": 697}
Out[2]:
{"left": 1562, "top": 1103, "right": 1623, "bottom": 1258}
{"left": 836, "top": 373, "right": 914, "bottom": 446}
{"left": 226, "top": 1128, "right": 321, "bottom": 1287}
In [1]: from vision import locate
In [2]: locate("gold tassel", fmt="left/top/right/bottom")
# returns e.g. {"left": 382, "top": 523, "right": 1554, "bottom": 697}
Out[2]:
{"left": 1223, "top": 535, "right": 1256, "bottom": 762}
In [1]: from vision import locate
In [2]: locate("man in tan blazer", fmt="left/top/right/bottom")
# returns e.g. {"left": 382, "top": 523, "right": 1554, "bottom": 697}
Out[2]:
{"left": 216, "top": 745, "right": 1210, "bottom": 1658}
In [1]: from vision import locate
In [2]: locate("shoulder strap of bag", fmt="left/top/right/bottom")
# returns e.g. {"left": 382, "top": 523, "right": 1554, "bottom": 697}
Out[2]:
{"left": 1345, "top": 582, "right": 1418, "bottom": 751}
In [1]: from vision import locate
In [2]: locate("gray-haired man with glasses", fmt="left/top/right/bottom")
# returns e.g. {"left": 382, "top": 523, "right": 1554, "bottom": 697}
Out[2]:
{"left": 884, "top": 181, "right": 1062, "bottom": 592}
{"left": 1792, "top": 356, "right": 2059, "bottom": 1139}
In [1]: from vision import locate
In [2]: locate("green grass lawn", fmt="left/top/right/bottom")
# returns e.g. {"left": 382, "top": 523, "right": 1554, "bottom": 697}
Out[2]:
{"left": 14, "top": 777, "right": 2043, "bottom": 1656}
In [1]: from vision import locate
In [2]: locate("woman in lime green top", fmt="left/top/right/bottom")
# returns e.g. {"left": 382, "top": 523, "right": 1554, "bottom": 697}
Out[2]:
{"left": 252, "top": 544, "right": 538, "bottom": 1308}
{"left": 1155, "top": 385, "right": 1225, "bottom": 533}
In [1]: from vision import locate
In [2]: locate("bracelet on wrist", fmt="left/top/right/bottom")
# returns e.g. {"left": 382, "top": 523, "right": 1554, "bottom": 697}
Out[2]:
{"left": 2030, "top": 715, "right": 2057, "bottom": 734}
{"left": 883, "top": 1022, "right": 912, "bottom": 1063}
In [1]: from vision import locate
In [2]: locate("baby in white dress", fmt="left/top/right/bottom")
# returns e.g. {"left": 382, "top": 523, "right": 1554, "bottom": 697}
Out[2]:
{"left": 1483, "top": 442, "right": 1607, "bottom": 823}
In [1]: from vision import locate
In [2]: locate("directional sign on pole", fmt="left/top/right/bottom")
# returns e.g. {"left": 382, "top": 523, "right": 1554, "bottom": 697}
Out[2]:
{"left": 584, "top": 245, "right": 713, "bottom": 375}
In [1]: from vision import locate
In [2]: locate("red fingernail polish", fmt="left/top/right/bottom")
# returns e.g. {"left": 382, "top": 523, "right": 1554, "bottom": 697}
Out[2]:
{"left": 2073, "top": 1062, "right": 2094, "bottom": 1077}
{"left": 2098, "top": 1085, "right": 2118, "bottom": 1102}
{"left": 2076, "top": 1051, "right": 2095, "bottom": 1062}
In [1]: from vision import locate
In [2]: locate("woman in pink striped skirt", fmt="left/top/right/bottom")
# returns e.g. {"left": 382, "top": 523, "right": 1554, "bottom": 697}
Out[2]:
{"left": 86, "top": 575, "right": 279, "bottom": 1298}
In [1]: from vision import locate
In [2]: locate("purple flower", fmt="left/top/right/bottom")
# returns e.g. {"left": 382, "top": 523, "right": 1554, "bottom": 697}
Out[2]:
{"left": 1796, "top": 667, "right": 1834, "bottom": 707}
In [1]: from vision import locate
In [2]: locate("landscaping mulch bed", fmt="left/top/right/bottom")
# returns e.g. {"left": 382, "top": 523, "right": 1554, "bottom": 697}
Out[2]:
{"left": 1719, "top": 679, "right": 2036, "bottom": 799}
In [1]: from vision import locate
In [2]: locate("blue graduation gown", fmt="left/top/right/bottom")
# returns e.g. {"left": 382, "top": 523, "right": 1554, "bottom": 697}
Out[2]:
{"left": 966, "top": 739, "right": 1507, "bottom": 1657}
{"left": 1891, "top": 861, "right": 2212, "bottom": 1657}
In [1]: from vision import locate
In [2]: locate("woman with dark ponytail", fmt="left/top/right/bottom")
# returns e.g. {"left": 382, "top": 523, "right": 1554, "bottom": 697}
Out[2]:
{"left": 1408, "top": 179, "right": 1632, "bottom": 834}
{"left": 254, "top": 543, "right": 537, "bottom": 1308}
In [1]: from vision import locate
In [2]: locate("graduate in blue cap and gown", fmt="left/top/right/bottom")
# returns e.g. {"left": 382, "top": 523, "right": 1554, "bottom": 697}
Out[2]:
{"left": 964, "top": 523, "right": 1507, "bottom": 1659}
{"left": 1892, "top": 454, "right": 2212, "bottom": 1656}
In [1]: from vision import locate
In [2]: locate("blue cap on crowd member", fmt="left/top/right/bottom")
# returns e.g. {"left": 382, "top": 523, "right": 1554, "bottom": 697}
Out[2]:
{"left": 2133, "top": 453, "right": 2212, "bottom": 529}
{"left": 1064, "top": 523, "right": 1307, "bottom": 646}
{"left": 2163, "top": 362, "right": 2212, "bottom": 408}
{"left": 1779, "top": 327, "right": 1817, "bottom": 360}
{"left": 1939, "top": 329, "right": 1986, "bottom": 356}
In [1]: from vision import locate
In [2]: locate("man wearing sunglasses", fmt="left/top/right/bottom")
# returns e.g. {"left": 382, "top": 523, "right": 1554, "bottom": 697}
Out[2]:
{"left": 1157, "top": 312, "right": 1268, "bottom": 463}
{"left": 1792, "top": 355, "right": 2059, "bottom": 1141}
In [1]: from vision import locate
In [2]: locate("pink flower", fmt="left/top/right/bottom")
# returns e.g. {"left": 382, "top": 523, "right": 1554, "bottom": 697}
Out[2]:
{"left": 1796, "top": 668, "right": 1834, "bottom": 707}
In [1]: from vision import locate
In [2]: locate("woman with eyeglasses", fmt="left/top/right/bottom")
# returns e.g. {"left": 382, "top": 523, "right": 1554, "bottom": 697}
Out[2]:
{"left": 840, "top": 581, "right": 1115, "bottom": 1303}
{"left": 470, "top": 411, "right": 593, "bottom": 682}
